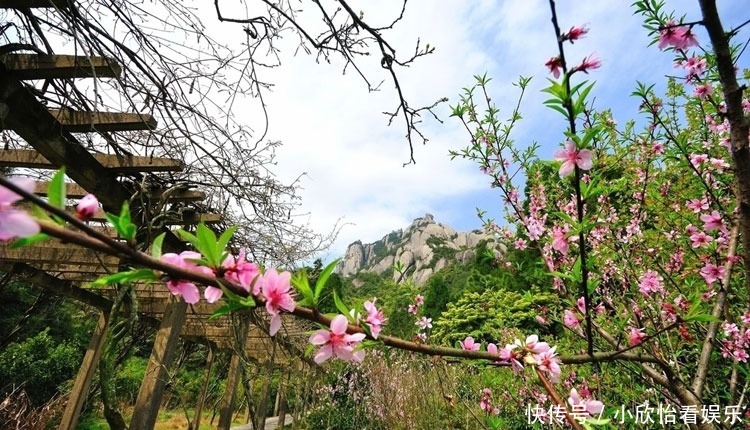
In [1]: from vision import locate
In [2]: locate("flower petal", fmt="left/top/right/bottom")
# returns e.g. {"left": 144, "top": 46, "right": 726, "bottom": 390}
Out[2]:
{"left": 0, "top": 210, "right": 39, "bottom": 240}
{"left": 330, "top": 314, "right": 349, "bottom": 335}
{"left": 204, "top": 286, "right": 223, "bottom": 303}
{"left": 0, "top": 177, "right": 35, "bottom": 204}
{"left": 309, "top": 330, "right": 330, "bottom": 345}
{"left": 269, "top": 314, "right": 282, "bottom": 336}
{"left": 179, "top": 282, "right": 201, "bottom": 304}
{"left": 558, "top": 161, "right": 575, "bottom": 177}
{"left": 313, "top": 345, "right": 333, "bottom": 364}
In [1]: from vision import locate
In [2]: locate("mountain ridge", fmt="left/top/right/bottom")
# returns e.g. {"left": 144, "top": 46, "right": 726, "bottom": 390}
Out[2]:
{"left": 336, "top": 214, "right": 504, "bottom": 285}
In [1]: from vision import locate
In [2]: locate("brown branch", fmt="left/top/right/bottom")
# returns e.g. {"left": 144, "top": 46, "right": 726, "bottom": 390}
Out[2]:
{"left": 547, "top": 0, "right": 594, "bottom": 357}
{"left": 692, "top": 218, "right": 740, "bottom": 397}
{"left": 535, "top": 368, "right": 585, "bottom": 430}
{"left": 698, "top": 0, "right": 750, "bottom": 294}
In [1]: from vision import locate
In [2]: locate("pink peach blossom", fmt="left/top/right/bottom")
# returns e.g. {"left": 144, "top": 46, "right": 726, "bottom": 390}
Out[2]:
{"left": 554, "top": 141, "right": 593, "bottom": 177}
{"left": 204, "top": 286, "right": 223, "bottom": 303}
{"left": 689, "top": 231, "right": 712, "bottom": 248}
{"left": 161, "top": 251, "right": 211, "bottom": 304}
{"left": 0, "top": 177, "right": 40, "bottom": 241}
{"left": 261, "top": 269, "right": 296, "bottom": 336}
{"left": 573, "top": 54, "right": 601, "bottom": 74}
{"left": 562, "top": 25, "right": 588, "bottom": 43}
{"left": 76, "top": 194, "right": 99, "bottom": 221}
{"left": 460, "top": 336, "right": 480, "bottom": 351}
{"left": 534, "top": 347, "right": 562, "bottom": 382}
{"left": 638, "top": 270, "right": 665, "bottom": 297}
{"left": 415, "top": 316, "right": 432, "bottom": 330}
{"left": 658, "top": 20, "right": 698, "bottom": 50}
{"left": 680, "top": 55, "right": 707, "bottom": 77}
{"left": 221, "top": 250, "right": 261, "bottom": 294}
{"left": 552, "top": 225, "right": 569, "bottom": 254}
{"left": 545, "top": 56, "right": 563, "bottom": 78}
{"left": 700, "top": 211, "right": 723, "bottom": 231}
{"left": 525, "top": 334, "right": 550, "bottom": 354}
{"left": 563, "top": 310, "right": 580, "bottom": 329}
{"left": 627, "top": 326, "right": 648, "bottom": 346}
{"left": 694, "top": 84, "right": 713, "bottom": 99}
{"left": 568, "top": 388, "right": 604, "bottom": 417}
{"left": 309, "top": 315, "right": 366, "bottom": 364}
{"left": 499, "top": 343, "right": 524, "bottom": 372}
{"left": 364, "top": 298, "right": 387, "bottom": 339}
{"left": 700, "top": 262, "right": 725, "bottom": 285}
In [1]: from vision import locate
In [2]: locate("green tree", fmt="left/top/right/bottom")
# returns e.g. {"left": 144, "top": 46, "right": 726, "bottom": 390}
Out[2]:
{"left": 432, "top": 289, "right": 558, "bottom": 345}
{"left": 0, "top": 329, "right": 82, "bottom": 406}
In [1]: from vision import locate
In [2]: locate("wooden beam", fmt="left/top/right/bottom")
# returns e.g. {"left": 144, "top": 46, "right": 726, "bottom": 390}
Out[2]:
{"left": 0, "top": 0, "right": 70, "bottom": 8}
{"left": 181, "top": 325, "right": 232, "bottom": 339}
{"left": 0, "top": 65, "right": 130, "bottom": 209}
{"left": 0, "top": 64, "right": 190, "bottom": 256}
{"left": 0, "top": 244, "right": 120, "bottom": 265}
{"left": 54, "top": 271, "right": 110, "bottom": 283}
{"left": 1, "top": 54, "right": 120, "bottom": 80}
{"left": 138, "top": 299, "right": 224, "bottom": 316}
{"left": 0, "top": 149, "right": 183, "bottom": 174}
{"left": 254, "top": 344, "right": 276, "bottom": 430}
{"left": 130, "top": 299, "right": 187, "bottom": 430}
{"left": 34, "top": 181, "right": 206, "bottom": 202}
{"left": 192, "top": 346, "right": 215, "bottom": 430}
{"left": 1, "top": 262, "right": 112, "bottom": 311}
{"left": 219, "top": 318, "right": 249, "bottom": 430}
{"left": 87, "top": 208, "right": 221, "bottom": 225}
{"left": 49, "top": 108, "right": 157, "bottom": 132}
{"left": 58, "top": 313, "right": 110, "bottom": 430}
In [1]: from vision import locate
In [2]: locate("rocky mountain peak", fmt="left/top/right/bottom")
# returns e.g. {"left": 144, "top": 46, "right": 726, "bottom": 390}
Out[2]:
{"left": 337, "top": 214, "right": 502, "bottom": 285}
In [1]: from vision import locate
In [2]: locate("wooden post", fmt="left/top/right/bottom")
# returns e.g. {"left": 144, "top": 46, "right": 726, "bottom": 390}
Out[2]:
{"left": 254, "top": 342, "right": 277, "bottom": 430}
{"left": 293, "top": 365, "right": 311, "bottom": 430}
{"left": 273, "top": 381, "right": 281, "bottom": 416}
{"left": 191, "top": 345, "right": 214, "bottom": 430}
{"left": 58, "top": 312, "right": 109, "bottom": 430}
{"left": 275, "top": 370, "right": 290, "bottom": 430}
{"left": 129, "top": 299, "right": 187, "bottom": 430}
{"left": 218, "top": 319, "right": 249, "bottom": 430}
{"left": 218, "top": 352, "right": 243, "bottom": 430}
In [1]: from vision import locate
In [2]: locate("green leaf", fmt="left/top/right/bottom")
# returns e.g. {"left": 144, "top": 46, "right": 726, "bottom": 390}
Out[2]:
{"left": 151, "top": 233, "right": 166, "bottom": 259}
{"left": 291, "top": 270, "right": 314, "bottom": 303}
{"left": 304, "top": 342, "right": 315, "bottom": 359}
{"left": 217, "top": 226, "right": 237, "bottom": 254}
{"left": 333, "top": 289, "right": 350, "bottom": 316}
{"left": 176, "top": 228, "right": 199, "bottom": 246}
{"left": 239, "top": 295, "right": 256, "bottom": 308}
{"left": 11, "top": 233, "right": 49, "bottom": 248}
{"left": 544, "top": 104, "right": 569, "bottom": 117}
{"left": 90, "top": 269, "right": 157, "bottom": 287}
{"left": 314, "top": 259, "right": 340, "bottom": 300}
{"left": 547, "top": 270, "right": 576, "bottom": 281}
{"left": 107, "top": 202, "right": 136, "bottom": 241}
{"left": 683, "top": 314, "right": 718, "bottom": 323}
{"left": 31, "top": 204, "right": 52, "bottom": 223}
{"left": 573, "top": 84, "right": 595, "bottom": 117}
{"left": 210, "top": 301, "right": 248, "bottom": 320}
{"left": 195, "top": 223, "right": 219, "bottom": 266}
{"left": 47, "top": 168, "right": 66, "bottom": 209}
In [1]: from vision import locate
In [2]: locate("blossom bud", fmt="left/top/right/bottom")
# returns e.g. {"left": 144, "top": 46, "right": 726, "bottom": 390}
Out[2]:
{"left": 76, "top": 194, "right": 99, "bottom": 221}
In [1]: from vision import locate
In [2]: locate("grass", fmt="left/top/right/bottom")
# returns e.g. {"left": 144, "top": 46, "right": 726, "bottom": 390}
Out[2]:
{"left": 79, "top": 408, "right": 248, "bottom": 430}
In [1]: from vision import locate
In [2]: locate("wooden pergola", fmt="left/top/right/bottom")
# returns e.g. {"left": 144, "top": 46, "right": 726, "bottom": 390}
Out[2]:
{"left": 0, "top": 2, "right": 311, "bottom": 429}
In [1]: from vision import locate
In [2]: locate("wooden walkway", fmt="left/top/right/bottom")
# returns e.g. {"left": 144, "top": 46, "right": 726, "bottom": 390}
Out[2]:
{"left": 231, "top": 415, "right": 294, "bottom": 430}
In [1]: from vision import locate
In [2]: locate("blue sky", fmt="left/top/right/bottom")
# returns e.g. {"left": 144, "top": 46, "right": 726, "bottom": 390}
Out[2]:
{"left": 223, "top": 0, "right": 750, "bottom": 260}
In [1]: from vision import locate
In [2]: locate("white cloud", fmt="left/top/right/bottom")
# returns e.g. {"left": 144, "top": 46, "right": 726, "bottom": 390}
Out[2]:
{"left": 218, "top": 0, "right": 748, "bottom": 259}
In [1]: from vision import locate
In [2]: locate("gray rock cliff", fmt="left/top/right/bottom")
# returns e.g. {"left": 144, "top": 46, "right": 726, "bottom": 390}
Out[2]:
{"left": 337, "top": 214, "right": 504, "bottom": 285}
